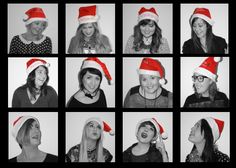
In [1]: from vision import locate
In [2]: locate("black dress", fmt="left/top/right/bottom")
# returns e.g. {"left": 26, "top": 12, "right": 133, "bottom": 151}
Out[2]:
{"left": 182, "top": 35, "right": 227, "bottom": 54}
{"left": 67, "top": 89, "right": 107, "bottom": 108}
{"left": 9, "top": 153, "right": 58, "bottom": 162}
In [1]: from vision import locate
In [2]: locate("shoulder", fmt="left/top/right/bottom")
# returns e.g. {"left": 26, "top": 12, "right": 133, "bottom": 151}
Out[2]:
{"left": 185, "top": 93, "right": 196, "bottom": 100}
{"left": 100, "top": 34, "right": 109, "bottom": 41}
{"left": 161, "top": 88, "right": 172, "bottom": 97}
{"left": 127, "top": 35, "right": 134, "bottom": 42}
{"left": 11, "top": 35, "right": 20, "bottom": 41}
{"left": 14, "top": 86, "right": 26, "bottom": 94}
{"left": 214, "top": 150, "right": 230, "bottom": 162}
{"left": 215, "top": 91, "right": 228, "bottom": 99}
{"left": 160, "top": 37, "right": 168, "bottom": 44}
{"left": 123, "top": 143, "right": 137, "bottom": 154}
{"left": 46, "top": 86, "right": 57, "bottom": 93}
{"left": 45, "top": 36, "right": 52, "bottom": 42}
{"left": 129, "top": 86, "right": 140, "bottom": 96}
{"left": 68, "top": 144, "right": 80, "bottom": 152}
{"left": 183, "top": 39, "right": 193, "bottom": 46}
{"left": 45, "top": 153, "right": 58, "bottom": 162}
{"left": 213, "top": 35, "right": 226, "bottom": 43}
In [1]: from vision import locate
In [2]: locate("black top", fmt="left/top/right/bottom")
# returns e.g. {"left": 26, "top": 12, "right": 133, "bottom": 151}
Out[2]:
{"left": 183, "top": 91, "right": 229, "bottom": 108}
{"left": 67, "top": 89, "right": 107, "bottom": 108}
{"left": 9, "top": 153, "right": 58, "bottom": 162}
{"left": 123, "top": 143, "right": 164, "bottom": 162}
{"left": 182, "top": 35, "right": 227, "bottom": 54}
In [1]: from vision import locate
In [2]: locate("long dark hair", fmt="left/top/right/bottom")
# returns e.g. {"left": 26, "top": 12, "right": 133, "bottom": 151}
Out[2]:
{"left": 133, "top": 19, "right": 162, "bottom": 53}
{"left": 191, "top": 119, "right": 217, "bottom": 162}
{"left": 22, "top": 66, "right": 49, "bottom": 99}
{"left": 78, "top": 68, "right": 102, "bottom": 90}
{"left": 191, "top": 18, "right": 214, "bottom": 53}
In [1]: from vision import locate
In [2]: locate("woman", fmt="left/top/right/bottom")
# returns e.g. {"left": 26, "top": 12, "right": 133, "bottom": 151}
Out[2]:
{"left": 186, "top": 117, "right": 230, "bottom": 162}
{"left": 123, "top": 118, "right": 168, "bottom": 162}
{"left": 9, "top": 7, "right": 52, "bottom": 54}
{"left": 9, "top": 116, "right": 58, "bottom": 162}
{"left": 183, "top": 57, "right": 229, "bottom": 108}
{"left": 68, "top": 5, "right": 112, "bottom": 54}
{"left": 182, "top": 8, "right": 228, "bottom": 54}
{"left": 65, "top": 117, "right": 114, "bottom": 162}
{"left": 124, "top": 57, "right": 172, "bottom": 108}
{"left": 124, "top": 7, "right": 170, "bottom": 54}
{"left": 67, "top": 57, "right": 113, "bottom": 108}
{"left": 12, "top": 58, "right": 58, "bottom": 107}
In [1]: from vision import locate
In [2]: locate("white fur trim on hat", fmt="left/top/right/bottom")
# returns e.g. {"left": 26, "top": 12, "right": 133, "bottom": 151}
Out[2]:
{"left": 159, "top": 78, "right": 166, "bottom": 85}
{"left": 24, "top": 17, "right": 48, "bottom": 25}
{"left": 81, "top": 60, "right": 104, "bottom": 75}
{"left": 138, "top": 11, "right": 159, "bottom": 24}
{"left": 205, "top": 117, "right": 220, "bottom": 143}
{"left": 85, "top": 117, "right": 103, "bottom": 129}
{"left": 27, "top": 61, "right": 49, "bottom": 75}
{"left": 137, "top": 69, "right": 161, "bottom": 77}
{"left": 194, "top": 67, "right": 217, "bottom": 82}
{"left": 214, "top": 57, "right": 222, "bottom": 62}
{"left": 190, "top": 14, "right": 214, "bottom": 26}
{"left": 12, "top": 116, "right": 39, "bottom": 139}
{"left": 78, "top": 15, "right": 99, "bottom": 24}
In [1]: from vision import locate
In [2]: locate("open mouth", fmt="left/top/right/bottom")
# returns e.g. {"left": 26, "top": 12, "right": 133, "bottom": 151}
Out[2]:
{"left": 141, "top": 132, "right": 148, "bottom": 138}
{"left": 32, "top": 135, "right": 39, "bottom": 139}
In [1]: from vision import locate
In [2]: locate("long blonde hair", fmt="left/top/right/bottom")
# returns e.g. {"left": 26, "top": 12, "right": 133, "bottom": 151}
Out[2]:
{"left": 79, "top": 122, "right": 105, "bottom": 162}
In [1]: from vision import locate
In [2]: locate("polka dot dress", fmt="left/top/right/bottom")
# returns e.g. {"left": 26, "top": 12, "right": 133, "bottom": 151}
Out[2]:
{"left": 9, "top": 35, "right": 52, "bottom": 54}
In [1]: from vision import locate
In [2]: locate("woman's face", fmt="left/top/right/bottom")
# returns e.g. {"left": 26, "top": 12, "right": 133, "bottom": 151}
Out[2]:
{"left": 28, "top": 121, "right": 41, "bottom": 146}
{"left": 82, "top": 23, "right": 95, "bottom": 38}
{"left": 192, "top": 18, "right": 207, "bottom": 39}
{"left": 140, "top": 20, "right": 156, "bottom": 38}
{"left": 192, "top": 73, "right": 212, "bottom": 95}
{"left": 140, "top": 74, "right": 160, "bottom": 94}
{"left": 34, "top": 66, "right": 47, "bottom": 89}
{"left": 28, "top": 21, "right": 47, "bottom": 36}
{"left": 137, "top": 124, "right": 155, "bottom": 144}
{"left": 86, "top": 121, "right": 102, "bottom": 140}
{"left": 188, "top": 120, "right": 205, "bottom": 144}
{"left": 82, "top": 71, "right": 101, "bottom": 93}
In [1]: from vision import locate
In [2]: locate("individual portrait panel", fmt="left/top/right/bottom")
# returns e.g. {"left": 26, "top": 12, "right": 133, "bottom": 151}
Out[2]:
{"left": 181, "top": 4, "right": 229, "bottom": 54}
{"left": 65, "top": 112, "right": 115, "bottom": 162}
{"left": 8, "top": 57, "right": 58, "bottom": 108}
{"left": 123, "top": 3, "right": 173, "bottom": 54}
{"left": 66, "top": 4, "right": 115, "bottom": 54}
{"left": 66, "top": 57, "right": 115, "bottom": 108}
{"left": 181, "top": 112, "right": 230, "bottom": 162}
{"left": 123, "top": 57, "right": 173, "bottom": 108}
{"left": 123, "top": 112, "right": 173, "bottom": 162}
{"left": 8, "top": 112, "right": 58, "bottom": 162}
{"left": 8, "top": 3, "right": 58, "bottom": 54}
{"left": 181, "top": 57, "right": 229, "bottom": 108}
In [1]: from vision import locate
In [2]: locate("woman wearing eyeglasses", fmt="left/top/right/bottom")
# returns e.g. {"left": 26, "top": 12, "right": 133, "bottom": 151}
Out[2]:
{"left": 183, "top": 57, "right": 229, "bottom": 108}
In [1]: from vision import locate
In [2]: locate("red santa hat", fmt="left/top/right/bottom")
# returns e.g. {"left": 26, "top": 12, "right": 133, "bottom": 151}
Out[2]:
{"left": 137, "top": 57, "right": 166, "bottom": 85}
{"left": 85, "top": 117, "right": 115, "bottom": 136}
{"left": 78, "top": 5, "right": 99, "bottom": 24}
{"left": 136, "top": 118, "right": 168, "bottom": 140}
{"left": 23, "top": 7, "right": 48, "bottom": 25}
{"left": 194, "top": 57, "right": 222, "bottom": 82}
{"left": 81, "top": 57, "right": 113, "bottom": 85}
{"left": 26, "top": 58, "right": 50, "bottom": 75}
{"left": 204, "top": 117, "right": 224, "bottom": 143}
{"left": 190, "top": 8, "right": 214, "bottom": 26}
{"left": 138, "top": 7, "right": 159, "bottom": 25}
{"left": 11, "top": 116, "right": 40, "bottom": 139}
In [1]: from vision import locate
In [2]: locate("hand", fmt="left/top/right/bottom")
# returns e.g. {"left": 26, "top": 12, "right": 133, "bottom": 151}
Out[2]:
{"left": 155, "top": 132, "right": 166, "bottom": 153}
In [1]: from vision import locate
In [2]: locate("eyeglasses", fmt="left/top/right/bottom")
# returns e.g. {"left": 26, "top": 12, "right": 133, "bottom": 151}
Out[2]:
{"left": 192, "top": 75, "right": 208, "bottom": 82}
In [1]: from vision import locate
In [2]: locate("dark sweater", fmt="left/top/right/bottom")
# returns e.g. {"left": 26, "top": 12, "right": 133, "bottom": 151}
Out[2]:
{"left": 9, "top": 153, "right": 58, "bottom": 162}
{"left": 182, "top": 35, "right": 227, "bottom": 54}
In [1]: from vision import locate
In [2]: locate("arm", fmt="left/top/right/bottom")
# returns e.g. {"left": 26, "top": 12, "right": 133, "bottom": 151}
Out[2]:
{"left": 155, "top": 132, "right": 169, "bottom": 162}
{"left": 101, "top": 35, "right": 112, "bottom": 53}
{"left": 48, "top": 87, "right": 58, "bottom": 107}
{"left": 68, "top": 37, "right": 76, "bottom": 54}
{"left": 123, "top": 90, "right": 131, "bottom": 108}
{"left": 159, "top": 38, "right": 170, "bottom": 53}
{"left": 124, "top": 36, "right": 134, "bottom": 53}
{"left": 9, "top": 36, "right": 18, "bottom": 54}
{"left": 46, "top": 37, "right": 52, "bottom": 54}
{"left": 12, "top": 89, "right": 21, "bottom": 107}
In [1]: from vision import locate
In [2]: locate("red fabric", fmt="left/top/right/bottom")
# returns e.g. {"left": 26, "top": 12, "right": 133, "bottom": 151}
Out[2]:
{"left": 13, "top": 116, "right": 23, "bottom": 126}
{"left": 79, "top": 5, "right": 96, "bottom": 18}
{"left": 199, "top": 57, "right": 218, "bottom": 74}
{"left": 25, "top": 7, "right": 46, "bottom": 19}
{"left": 103, "top": 121, "right": 112, "bottom": 132}
{"left": 193, "top": 8, "right": 211, "bottom": 19}
{"left": 139, "top": 58, "right": 164, "bottom": 77}
{"left": 139, "top": 7, "right": 158, "bottom": 16}
{"left": 27, "top": 58, "right": 47, "bottom": 69}
{"left": 152, "top": 118, "right": 164, "bottom": 134}
{"left": 214, "top": 118, "right": 224, "bottom": 135}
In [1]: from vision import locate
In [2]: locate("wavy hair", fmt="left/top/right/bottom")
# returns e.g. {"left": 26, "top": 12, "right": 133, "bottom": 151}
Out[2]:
{"left": 193, "top": 81, "right": 218, "bottom": 101}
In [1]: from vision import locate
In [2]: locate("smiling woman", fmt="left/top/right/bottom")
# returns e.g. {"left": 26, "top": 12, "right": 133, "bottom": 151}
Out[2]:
{"left": 9, "top": 7, "right": 52, "bottom": 54}
{"left": 9, "top": 116, "right": 58, "bottom": 162}
{"left": 12, "top": 58, "right": 58, "bottom": 108}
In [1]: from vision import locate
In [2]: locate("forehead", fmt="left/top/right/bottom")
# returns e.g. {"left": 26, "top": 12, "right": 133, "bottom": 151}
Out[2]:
{"left": 31, "top": 21, "right": 47, "bottom": 25}
{"left": 87, "top": 121, "right": 100, "bottom": 126}
{"left": 193, "top": 18, "right": 206, "bottom": 25}
{"left": 84, "top": 71, "right": 100, "bottom": 77}
{"left": 82, "top": 23, "right": 94, "bottom": 28}
{"left": 193, "top": 72, "right": 202, "bottom": 76}
{"left": 35, "top": 65, "right": 46, "bottom": 71}
{"left": 139, "top": 74, "right": 158, "bottom": 78}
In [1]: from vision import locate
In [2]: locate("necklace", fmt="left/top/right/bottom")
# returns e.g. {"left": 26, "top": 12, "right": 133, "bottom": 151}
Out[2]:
{"left": 82, "top": 89, "right": 98, "bottom": 99}
{"left": 143, "top": 36, "right": 152, "bottom": 45}
{"left": 144, "top": 89, "right": 158, "bottom": 108}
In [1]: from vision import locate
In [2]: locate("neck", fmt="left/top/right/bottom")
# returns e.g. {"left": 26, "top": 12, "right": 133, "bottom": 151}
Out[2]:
{"left": 201, "top": 90, "right": 209, "bottom": 97}
{"left": 194, "top": 141, "right": 205, "bottom": 156}
{"left": 140, "top": 87, "right": 162, "bottom": 99}
{"left": 25, "top": 31, "right": 43, "bottom": 41}
{"left": 143, "top": 36, "right": 152, "bottom": 45}
{"left": 87, "top": 139, "right": 97, "bottom": 150}
{"left": 21, "top": 145, "right": 40, "bottom": 159}
{"left": 136, "top": 141, "right": 150, "bottom": 150}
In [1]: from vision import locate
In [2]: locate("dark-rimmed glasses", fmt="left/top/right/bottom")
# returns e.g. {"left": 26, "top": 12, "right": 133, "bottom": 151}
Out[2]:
{"left": 192, "top": 75, "right": 208, "bottom": 82}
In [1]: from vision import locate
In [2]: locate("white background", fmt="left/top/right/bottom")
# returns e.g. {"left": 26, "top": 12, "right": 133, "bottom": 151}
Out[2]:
{"left": 65, "top": 57, "right": 115, "bottom": 107}
{"left": 8, "top": 112, "right": 58, "bottom": 159}
{"left": 123, "top": 112, "right": 173, "bottom": 162}
{"left": 180, "top": 112, "right": 230, "bottom": 162}
{"left": 180, "top": 57, "right": 229, "bottom": 107}
{"left": 123, "top": 57, "right": 173, "bottom": 105}
{"left": 8, "top": 57, "right": 58, "bottom": 107}
{"left": 66, "top": 4, "right": 115, "bottom": 54}
{"left": 180, "top": 4, "right": 228, "bottom": 53}
{"left": 66, "top": 112, "right": 115, "bottom": 162}
{"left": 8, "top": 4, "right": 58, "bottom": 54}
{"left": 123, "top": 4, "right": 173, "bottom": 53}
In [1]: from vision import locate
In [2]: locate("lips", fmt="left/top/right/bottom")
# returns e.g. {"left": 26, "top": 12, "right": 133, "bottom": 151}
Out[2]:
{"left": 141, "top": 132, "right": 148, "bottom": 138}
{"left": 32, "top": 135, "right": 39, "bottom": 139}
